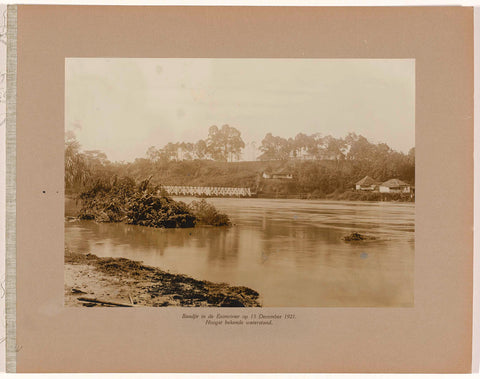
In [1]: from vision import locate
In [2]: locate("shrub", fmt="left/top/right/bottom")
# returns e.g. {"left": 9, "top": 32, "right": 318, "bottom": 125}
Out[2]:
{"left": 78, "top": 179, "right": 128, "bottom": 222}
{"left": 126, "top": 193, "right": 196, "bottom": 228}
{"left": 189, "top": 199, "right": 231, "bottom": 226}
{"left": 77, "top": 177, "right": 197, "bottom": 228}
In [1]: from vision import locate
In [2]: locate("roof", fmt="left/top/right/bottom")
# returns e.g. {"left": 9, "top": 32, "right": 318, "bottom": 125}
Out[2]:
{"left": 356, "top": 176, "right": 376, "bottom": 186}
{"left": 381, "top": 178, "right": 410, "bottom": 188}
{"left": 273, "top": 167, "right": 293, "bottom": 175}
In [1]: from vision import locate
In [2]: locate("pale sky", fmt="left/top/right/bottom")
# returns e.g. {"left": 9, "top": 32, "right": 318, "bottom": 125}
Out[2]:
{"left": 65, "top": 58, "right": 415, "bottom": 162}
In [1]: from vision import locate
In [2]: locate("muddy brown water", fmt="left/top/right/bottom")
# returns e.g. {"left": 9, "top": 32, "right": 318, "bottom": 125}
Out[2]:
{"left": 65, "top": 198, "right": 414, "bottom": 307}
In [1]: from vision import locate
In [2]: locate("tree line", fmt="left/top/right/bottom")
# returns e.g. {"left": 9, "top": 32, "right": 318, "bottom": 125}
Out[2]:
{"left": 146, "top": 124, "right": 245, "bottom": 163}
{"left": 143, "top": 126, "right": 414, "bottom": 166}
{"left": 65, "top": 127, "right": 415, "bottom": 196}
{"left": 257, "top": 131, "right": 414, "bottom": 163}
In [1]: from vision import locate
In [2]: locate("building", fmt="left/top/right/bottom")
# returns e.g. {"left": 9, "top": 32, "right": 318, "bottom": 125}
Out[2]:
{"left": 379, "top": 178, "right": 411, "bottom": 193}
{"left": 262, "top": 168, "right": 293, "bottom": 180}
{"left": 355, "top": 176, "right": 378, "bottom": 191}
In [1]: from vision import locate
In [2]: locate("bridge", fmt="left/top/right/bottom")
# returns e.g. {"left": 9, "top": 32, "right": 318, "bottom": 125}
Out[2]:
{"left": 160, "top": 185, "right": 253, "bottom": 197}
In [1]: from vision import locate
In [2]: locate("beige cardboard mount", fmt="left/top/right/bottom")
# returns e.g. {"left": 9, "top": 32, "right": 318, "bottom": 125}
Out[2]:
{"left": 8, "top": 5, "right": 474, "bottom": 373}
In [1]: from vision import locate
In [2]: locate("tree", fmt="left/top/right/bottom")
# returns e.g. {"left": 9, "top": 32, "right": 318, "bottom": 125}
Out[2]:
{"left": 65, "top": 131, "right": 90, "bottom": 192}
{"left": 206, "top": 125, "right": 221, "bottom": 160}
{"left": 194, "top": 140, "right": 208, "bottom": 159}
{"left": 164, "top": 142, "right": 180, "bottom": 161}
{"left": 345, "top": 134, "right": 375, "bottom": 161}
{"left": 292, "top": 133, "right": 312, "bottom": 158}
{"left": 258, "top": 133, "right": 289, "bottom": 161}
{"left": 84, "top": 150, "right": 109, "bottom": 166}
{"left": 408, "top": 147, "right": 415, "bottom": 165}
{"left": 206, "top": 124, "right": 245, "bottom": 162}
{"left": 146, "top": 146, "right": 162, "bottom": 162}
{"left": 179, "top": 142, "right": 194, "bottom": 160}
{"left": 323, "top": 135, "right": 346, "bottom": 159}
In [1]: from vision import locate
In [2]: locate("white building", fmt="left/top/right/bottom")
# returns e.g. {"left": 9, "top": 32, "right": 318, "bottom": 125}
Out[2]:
{"left": 379, "top": 178, "right": 411, "bottom": 193}
{"left": 355, "top": 176, "right": 378, "bottom": 191}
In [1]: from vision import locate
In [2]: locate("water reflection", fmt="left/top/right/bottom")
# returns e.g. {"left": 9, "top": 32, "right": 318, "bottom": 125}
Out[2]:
{"left": 65, "top": 198, "right": 414, "bottom": 307}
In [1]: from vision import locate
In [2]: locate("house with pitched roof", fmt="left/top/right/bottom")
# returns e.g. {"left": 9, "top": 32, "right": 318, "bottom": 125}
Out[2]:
{"left": 355, "top": 176, "right": 379, "bottom": 191}
{"left": 262, "top": 167, "right": 293, "bottom": 180}
{"left": 379, "top": 178, "right": 411, "bottom": 193}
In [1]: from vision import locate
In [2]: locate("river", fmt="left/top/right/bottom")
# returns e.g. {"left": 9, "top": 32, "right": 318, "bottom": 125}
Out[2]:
{"left": 65, "top": 198, "right": 414, "bottom": 307}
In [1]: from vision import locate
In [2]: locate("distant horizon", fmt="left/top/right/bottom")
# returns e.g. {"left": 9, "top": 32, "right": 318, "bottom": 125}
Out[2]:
{"left": 66, "top": 58, "right": 415, "bottom": 163}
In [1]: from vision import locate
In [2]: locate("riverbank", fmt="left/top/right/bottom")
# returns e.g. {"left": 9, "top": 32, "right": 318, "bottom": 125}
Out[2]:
{"left": 65, "top": 248, "right": 261, "bottom": 307}
{"left": 115, "top": 159, "right": 414, "bottom": 194}
{"left": 255, "top": 191, "right": 413, "bottom": 202}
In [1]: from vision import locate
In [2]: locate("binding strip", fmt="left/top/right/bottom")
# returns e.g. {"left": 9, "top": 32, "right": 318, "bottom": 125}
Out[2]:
{"left": 6, "top": 4, "right": 16, "bottom": 373}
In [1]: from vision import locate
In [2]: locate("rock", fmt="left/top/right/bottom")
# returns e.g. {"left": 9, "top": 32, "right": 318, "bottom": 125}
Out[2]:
{"left": 343, "top": 232, "right": 375, "bottom": 242}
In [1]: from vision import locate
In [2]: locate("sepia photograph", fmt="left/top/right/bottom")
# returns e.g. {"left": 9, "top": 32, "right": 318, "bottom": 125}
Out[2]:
{"left": 64, "top": 58, "right": 415, "bottom": 308}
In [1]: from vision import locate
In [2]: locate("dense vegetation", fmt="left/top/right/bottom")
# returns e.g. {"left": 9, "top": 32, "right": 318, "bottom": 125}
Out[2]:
{"left": 189, "top": 199, "right": 231, "bottom": 227}
{"left": 142, "top": 126, "right": 414, "bottom": 169}
{"left": 77, "top": 177, "right": 230, "bottom": 228}
{"left": 146, "top": 124, "right": 245, "bottom": 163}
{"left": 66, "top": 128, "right": 414, "bottom": 201}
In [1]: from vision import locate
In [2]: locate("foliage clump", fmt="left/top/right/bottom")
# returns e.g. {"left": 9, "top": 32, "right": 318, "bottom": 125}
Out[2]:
{"left": 78, "top": 177, "right": 196, "bottom": 228}
{"left": 126, "top": 192, "right": 195, "bottom": 228}
{"left": 78, "top": 177, "right": 135, "bottom": 222}
{"left": 189, "top": 199, "right": 231, "bottom": 226}
{"left": 77, "top": 177, "right": 230, "bottom": 228}
{"left": 66, "top": 129, "right": 415, "bottom": 202}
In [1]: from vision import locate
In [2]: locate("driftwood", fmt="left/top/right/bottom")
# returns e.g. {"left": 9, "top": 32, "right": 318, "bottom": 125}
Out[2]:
{"left": 71, "top": 288, "right": 87, "bottom": 294}
{"left": 77, "top": 297, "right": 133, "bottom": 307}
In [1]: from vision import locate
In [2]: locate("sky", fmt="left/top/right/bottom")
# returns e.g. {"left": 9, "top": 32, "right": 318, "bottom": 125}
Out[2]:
{"left": 65, "top": 58, "right": 415, "bottom": 162}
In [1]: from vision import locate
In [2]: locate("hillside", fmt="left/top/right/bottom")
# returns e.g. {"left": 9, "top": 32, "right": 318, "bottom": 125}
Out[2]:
{"left": 66, "top": 130, "right": 415, "bottom": 201}
{"left": 120, "top": 159, "right": 414, "bottom": 200}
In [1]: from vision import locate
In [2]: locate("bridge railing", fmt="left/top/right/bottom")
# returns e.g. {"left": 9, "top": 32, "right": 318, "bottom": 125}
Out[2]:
{"left": 160, "top": 185, "right": 252, "bottom": 197}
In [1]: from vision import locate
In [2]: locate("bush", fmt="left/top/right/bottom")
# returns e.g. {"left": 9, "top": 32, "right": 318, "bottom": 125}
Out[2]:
{"left": 126, "top": 193, "right": 196, "bottom": 228}
{"left": 77, "top": 177, "right": 197, "bottom": 228}
{"left": 77, "top": 177, "right": 233, "bottom": 228}
{"left": 78, "top": 179, "right": 129, "bottom": 222}
{"left": 189, "top": 199, "right": 231, "bottom": 226}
